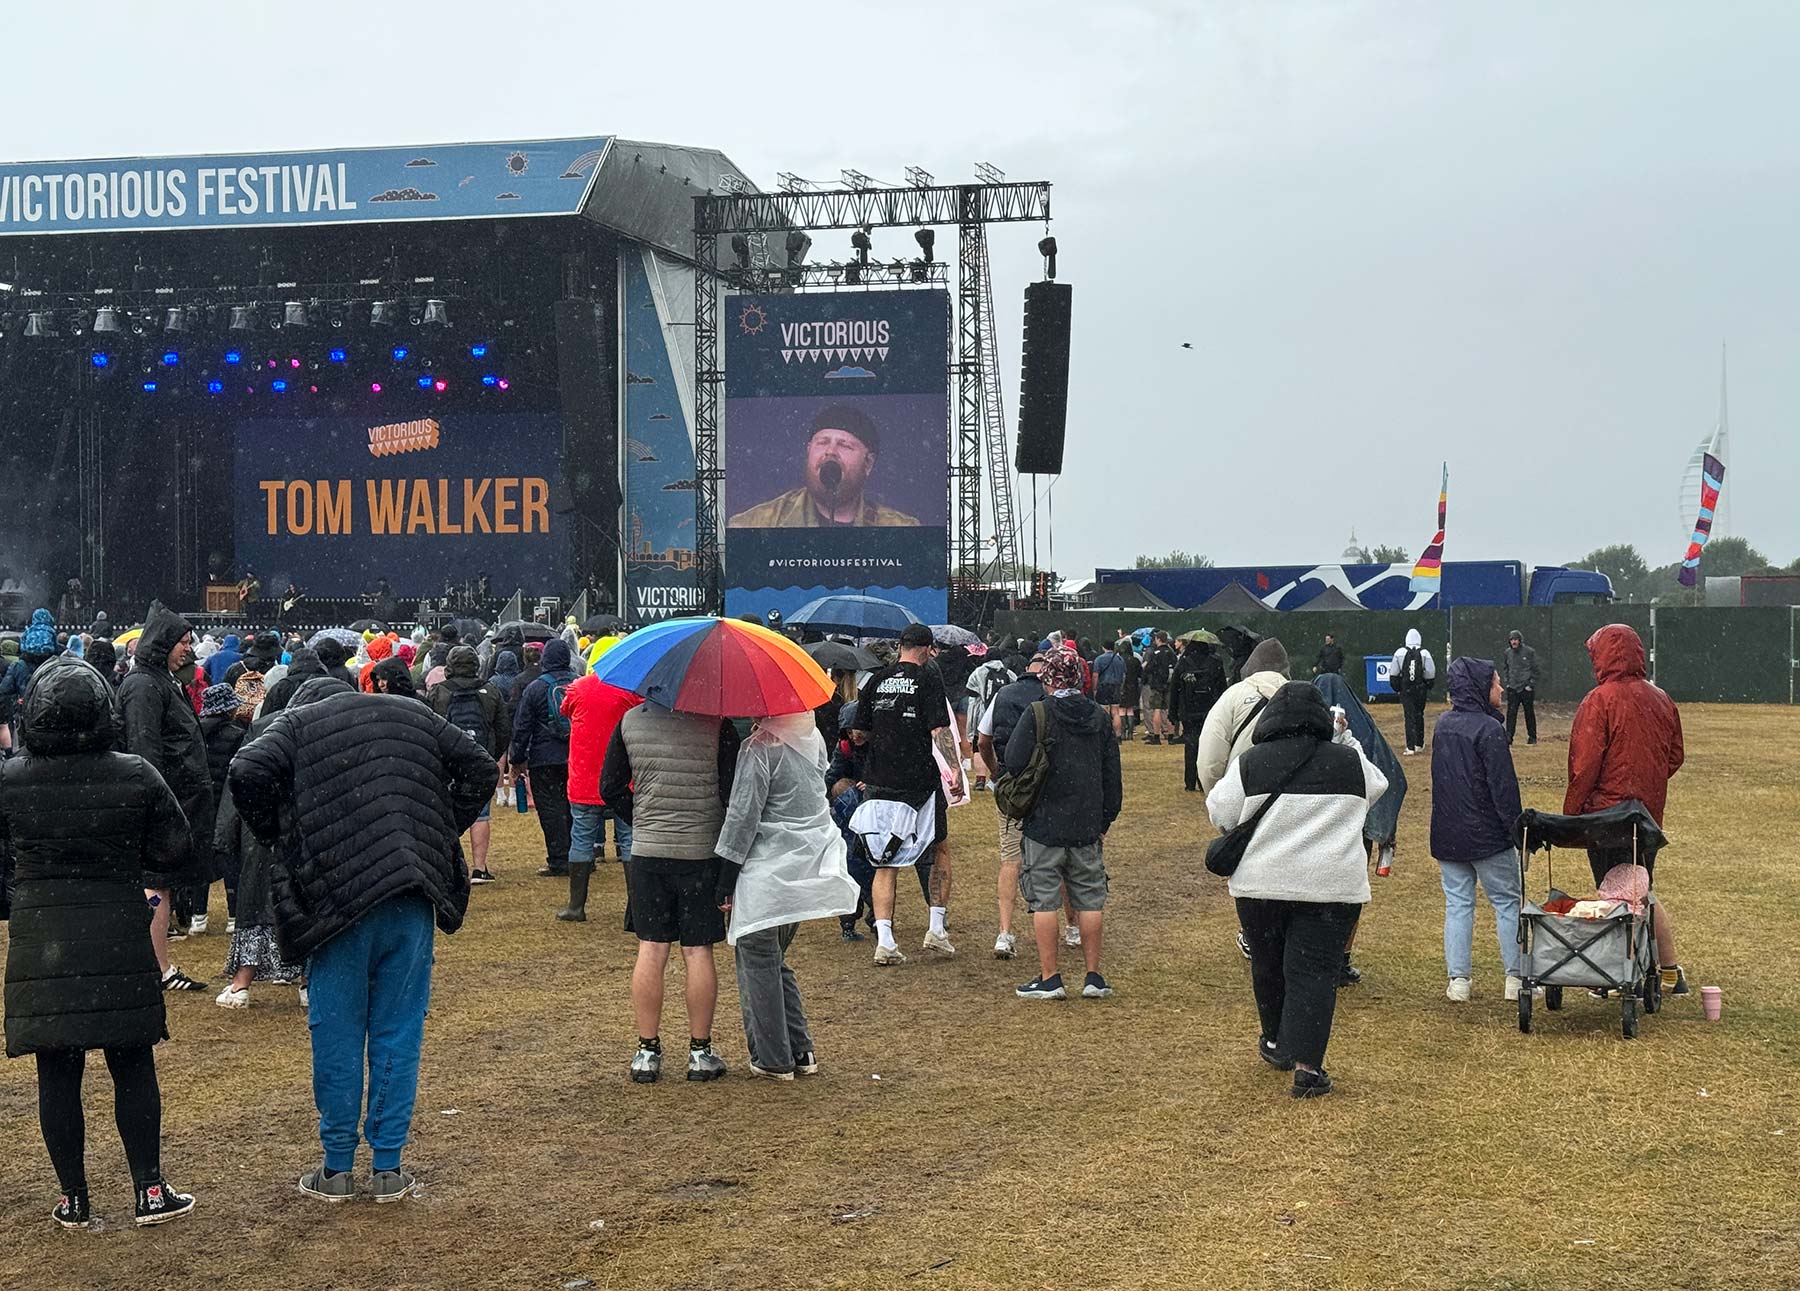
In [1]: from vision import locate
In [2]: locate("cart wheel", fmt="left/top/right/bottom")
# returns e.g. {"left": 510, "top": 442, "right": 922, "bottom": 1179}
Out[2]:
{"left": 1545, "top": 985, "right": 1563, "bottom": 1012}
{"left": 1518, "top": 990, "right": 1533, "bottom": 1034}
{"left": 1621, "top": 996, "right": 1638, "bottom": 1040}
{"left": 1644, "top": 967, "right": 1662, "bottom": 1015}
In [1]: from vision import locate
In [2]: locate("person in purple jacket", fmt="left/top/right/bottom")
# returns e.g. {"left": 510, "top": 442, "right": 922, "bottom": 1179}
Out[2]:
{"left": 1429, "top": 657, "right": 1533, "bottom": 1005}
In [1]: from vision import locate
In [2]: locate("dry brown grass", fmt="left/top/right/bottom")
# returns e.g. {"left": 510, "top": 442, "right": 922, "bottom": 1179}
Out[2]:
{"left": 1, "top": 703, "right": 1797, "bottom": 1290}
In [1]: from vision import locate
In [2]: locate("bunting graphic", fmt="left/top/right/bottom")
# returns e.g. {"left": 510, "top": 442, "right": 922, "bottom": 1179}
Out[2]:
{"left": 1677, "top": 453, "right": 1725, "bottom": 588}
{"left": 1409, "top": 463, "right": 1448, "bottom": 594}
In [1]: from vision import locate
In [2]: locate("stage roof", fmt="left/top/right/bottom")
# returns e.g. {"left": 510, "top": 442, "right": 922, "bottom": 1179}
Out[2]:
{"left": 0, "top": 136, "right": 770, "bottom": 262}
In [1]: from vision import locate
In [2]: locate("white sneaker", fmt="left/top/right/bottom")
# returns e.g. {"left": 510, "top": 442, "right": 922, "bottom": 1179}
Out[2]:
{"left": 922, "top": 929, "right": 956, "bottom": 956}
{"left": 188, "top": 914, "right": 209, "bottom": 936}
{"left": 1063, "top": 924, "right": 1082, "bottom": 948}
{"left": 1503, "top": 976, "right": 1544, "bottom": 1002}
{"left": 1446, "top": 977, "right": 1472, "bottom": 1003}
{"left": 993, "top": 931, "right": 1016, "bottom": 959}
{"left": 225, "top": 917, "right": 237, "bottom": 934}
{"left": 298, "top": 986, "right": 310, "bottom": 1008}
{"left": 215, "top": 987, "right": 249, "bottom": 1009}
{"left": 873, "top": 944, "right": 907, "bottom": 967}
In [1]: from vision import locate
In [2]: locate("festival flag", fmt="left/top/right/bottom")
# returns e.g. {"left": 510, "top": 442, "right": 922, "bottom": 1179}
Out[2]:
{"left": 1409, "top": 463, "right": 1448, "bottom": 594}
{"left": 1677, "top": 453, "right": 1725, "bottom": 588}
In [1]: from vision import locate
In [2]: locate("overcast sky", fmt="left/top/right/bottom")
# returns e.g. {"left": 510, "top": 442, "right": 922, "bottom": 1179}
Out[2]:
{"left": 10, "top": 2, "right": 1796, "bottom": 578}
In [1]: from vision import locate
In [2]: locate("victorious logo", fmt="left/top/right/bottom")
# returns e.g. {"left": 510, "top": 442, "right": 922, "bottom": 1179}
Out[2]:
{"left": 368, "top": 418, "right": 441, "bottom": 457}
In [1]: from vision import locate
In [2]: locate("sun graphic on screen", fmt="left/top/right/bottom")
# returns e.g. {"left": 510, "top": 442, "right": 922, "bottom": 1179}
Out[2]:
{"left": 738, "top": 303, "right": 768, "bottom": 335}
{"left": 505, "top": 151, "right": 529, "bottom": 177}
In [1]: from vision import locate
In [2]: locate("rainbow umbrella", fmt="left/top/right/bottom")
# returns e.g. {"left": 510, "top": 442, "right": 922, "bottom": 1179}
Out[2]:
{"left": 590, "top": 617, "right": 832, "bottom": 718}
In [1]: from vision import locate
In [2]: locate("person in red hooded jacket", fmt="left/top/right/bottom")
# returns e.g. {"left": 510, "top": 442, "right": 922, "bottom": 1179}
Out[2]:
{"left": 1564, "top": 623, "right": 1688, "bottom": 994}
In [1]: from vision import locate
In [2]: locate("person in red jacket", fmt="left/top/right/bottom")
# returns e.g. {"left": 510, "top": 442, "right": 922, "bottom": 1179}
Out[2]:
{"left": 1564, "top": 623, "right": 1688, "bottom": 994}
{"left": 557, "top": 672, "right": 644, "bottom": 922}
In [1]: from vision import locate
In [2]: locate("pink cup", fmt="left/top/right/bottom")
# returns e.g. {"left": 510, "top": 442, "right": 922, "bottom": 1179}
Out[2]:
{"left": 1699, "top": 985, "right": 1722, "bottom": 1021}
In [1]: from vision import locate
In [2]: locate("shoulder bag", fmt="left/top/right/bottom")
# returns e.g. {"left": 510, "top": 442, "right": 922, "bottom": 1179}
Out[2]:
{"left": 992, "top": 701, "right": 1055, "bottom": 822}
{"left": 1205, "top": 744, "right": 1320, "bottom": 878}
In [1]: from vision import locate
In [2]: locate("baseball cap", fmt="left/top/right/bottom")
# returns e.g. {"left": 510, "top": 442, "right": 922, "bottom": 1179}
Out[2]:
{"left": 898, "top": 623, "right": 935, "bottom": 649}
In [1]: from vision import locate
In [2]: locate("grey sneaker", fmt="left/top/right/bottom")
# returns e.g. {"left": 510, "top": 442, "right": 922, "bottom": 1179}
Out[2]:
{"left": 371, "top": 1169, "right": 416, "bottom": 1203}
{"left": 630, "top": 1046, "right": 662, "bottom": 1084}
{"left": 298, "top": 1167, "right": 356, "bottom": 1202}
{"left": 686, "top": 1048, "right": 728, "bottom": 1082}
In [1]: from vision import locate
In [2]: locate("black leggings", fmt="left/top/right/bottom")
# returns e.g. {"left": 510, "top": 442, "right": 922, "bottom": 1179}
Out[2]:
{"left": 36, "top": 1047, "right": 163, "bottom": 1193}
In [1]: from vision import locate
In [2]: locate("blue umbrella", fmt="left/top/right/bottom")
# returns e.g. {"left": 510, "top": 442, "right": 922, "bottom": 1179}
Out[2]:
{"left": 786, "top": 594, "right": 919, "bottom": 638}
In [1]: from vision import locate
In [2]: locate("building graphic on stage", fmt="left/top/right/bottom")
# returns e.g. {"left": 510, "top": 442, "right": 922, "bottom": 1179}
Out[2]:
{"left": 722, "top": 289, "right": 950, "bottom": 624}
{"left": 622, "top": 251, "right": 702, "bottom": 624}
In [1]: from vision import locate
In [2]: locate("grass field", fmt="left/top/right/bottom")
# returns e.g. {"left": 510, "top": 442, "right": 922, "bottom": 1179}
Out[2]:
{"left": 1, "top": 701, "right": 1797, "bottom": 1290}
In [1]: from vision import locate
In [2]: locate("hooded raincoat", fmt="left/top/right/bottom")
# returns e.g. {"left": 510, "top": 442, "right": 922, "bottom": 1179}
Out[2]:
{"left": 1565, "top": 625, "right": 1683, "bottom": 823}
{"left": 1315, "top": 670, "right": 1406, "bottom": 846}
{"left": 1428, "top": 657, "right": 1523, "bottom": 863}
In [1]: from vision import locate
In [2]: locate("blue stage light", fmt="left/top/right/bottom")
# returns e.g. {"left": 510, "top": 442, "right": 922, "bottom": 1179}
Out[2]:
{"left": 481, "top": 374, "right": 498, "bottom": 386}
{"left": 161, "top": 352, "right": 179, "bottom": 366}
{"left": 417, "top": 375, "right": 433, "bottom": 388}
{"left": 328, "top": 348, "right": 347, "bottom": 363}
{"left": 91, "top": 353, "right": 110, "bottom": 368}
{"left": 392, "top": 346, "right": 409, "bottom": 361}
{"left": 141, "top": 381, "right": 158, "bottom": 392}
{"left": 224, "top": 350, "right": 242, "bottom": 364}
{"left": 470, "top": 344, "right": 488, "bottom": 358}
{"left": 207, "top": 380, "right": 224, "bottom": 393}
{"left": 272, "top": 379, "right": 288, "bottom": 392}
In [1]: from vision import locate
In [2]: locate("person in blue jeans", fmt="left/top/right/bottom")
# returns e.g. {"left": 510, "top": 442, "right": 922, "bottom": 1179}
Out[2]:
{"left": 1429, "top": 657, "right": 1530, "bottom": 1004}
{"left": 228, "top": 672, "right": 496, "bottom": 1204}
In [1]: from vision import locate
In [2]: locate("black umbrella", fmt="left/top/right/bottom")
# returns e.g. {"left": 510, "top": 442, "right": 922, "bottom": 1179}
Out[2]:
{"left": 583, "top": 613, "right": 624, "bottom": 635}
{"left": 496, "top": 619, "right": 557, "bottom": 643}
{"left": 450, "top": 617, "right": 490, "bottom": 644}
{"left": 347, "top": 618, "right": 389, "bottom": 634}
{"left": 804, "top": 640, "right": 880, "bottom": 672}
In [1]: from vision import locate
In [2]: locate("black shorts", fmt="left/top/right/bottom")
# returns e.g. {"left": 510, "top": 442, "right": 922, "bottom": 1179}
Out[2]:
{"left": 627, "top": 855, "right": 726, "bottom": 946}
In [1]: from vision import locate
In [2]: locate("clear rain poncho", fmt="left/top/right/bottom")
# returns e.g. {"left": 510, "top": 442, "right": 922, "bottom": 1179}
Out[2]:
{"left": 715, "top": 713, "right": 858, "bottom": 945}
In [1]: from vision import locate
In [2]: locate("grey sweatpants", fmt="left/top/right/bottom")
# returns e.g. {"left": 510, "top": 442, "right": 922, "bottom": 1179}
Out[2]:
{"left": 734, "top": 923, "right": 813, "bottom": 1075}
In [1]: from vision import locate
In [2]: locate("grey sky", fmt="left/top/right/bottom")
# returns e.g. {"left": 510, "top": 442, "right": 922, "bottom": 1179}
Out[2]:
{"left": 10, "top": 2, "right": 1796, "bottom": 579}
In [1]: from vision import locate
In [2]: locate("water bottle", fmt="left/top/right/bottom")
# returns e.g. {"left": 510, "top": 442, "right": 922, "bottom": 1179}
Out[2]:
{"left": 515, "top": 775, "right": 530, "bottom": 813}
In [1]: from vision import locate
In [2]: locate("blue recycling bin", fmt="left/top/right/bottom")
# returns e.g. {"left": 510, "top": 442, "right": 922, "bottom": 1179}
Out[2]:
{"left": 1365, "top": 654, "right": 1397, "bottom": 703}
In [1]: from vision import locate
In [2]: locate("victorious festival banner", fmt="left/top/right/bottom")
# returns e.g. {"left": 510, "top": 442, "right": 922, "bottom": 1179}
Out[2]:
{"left": 723, "top": 289, "right": 949, "bottom": 624}
{"left": 232, "top": 412, "right": 563, "bottom": 598}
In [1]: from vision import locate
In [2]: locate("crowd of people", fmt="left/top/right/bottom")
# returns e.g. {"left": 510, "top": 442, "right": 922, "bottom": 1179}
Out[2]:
{"left": 0, "top": 600, "right": 1690, "bottom": 1229}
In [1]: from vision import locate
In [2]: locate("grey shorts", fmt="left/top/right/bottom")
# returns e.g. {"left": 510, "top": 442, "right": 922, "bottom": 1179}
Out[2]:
{"left": 1142, "top": 687, "right": 1166, "bottom": 712}
{"left": 1019, "top": 837, "right": 1108, "bottom": 913}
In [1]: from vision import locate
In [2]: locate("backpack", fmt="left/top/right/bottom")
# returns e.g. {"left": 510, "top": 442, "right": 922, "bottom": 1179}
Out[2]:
{"left": 443, "top": 686, "right": 493, "bottom": 754}
{"left": 993, "top": 701, "right": 1056, "bottom": 822}
{"left": 545, "top": 677, "right": 573, "bottom": 740}
{"left": 1400, "top": 647, "right": 1425, "bottom": 689}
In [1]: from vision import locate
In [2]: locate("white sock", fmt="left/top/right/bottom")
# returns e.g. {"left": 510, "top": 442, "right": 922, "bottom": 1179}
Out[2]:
{"left": 928, "top": 907, "right": 947, "bottom": 936}
{"left": 875, "top": 919, "right": 897, "bottom": 951}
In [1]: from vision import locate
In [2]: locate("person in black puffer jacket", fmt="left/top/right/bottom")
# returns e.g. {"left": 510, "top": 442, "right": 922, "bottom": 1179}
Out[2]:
{"left": 2, "top": 655, "right": 198, "bottom": 1228}
{"left": 262, "top": 646, "right": 326, "bottom": 715}
{"left": 228, "top": 674, "right": 496, "bottom": 1201}
{"left": 118, "top": 601, "right": 214, "bottom": 988}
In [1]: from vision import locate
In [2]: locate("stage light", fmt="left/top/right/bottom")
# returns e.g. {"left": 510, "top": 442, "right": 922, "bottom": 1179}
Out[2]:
{"left": 272, "top": 380, "right": 288, "bottom": 392}
{"left": 391, "top": 345, "right": 409, "bottom": 361}
{"left": 481, "top": 374, "right": 498, "bottom": 386}
{"left": 207, "top": 380, "right": 224, "bottom": 393}
{"left": 91, "top": 352, "right": 110, "bottom": 368}
{"left": 282, "top": 301, "right": 306, "bottom": 328}
{"left": 786, "top": 229, "right": 808, "bottom": 261}
{"left": 224, "top": 350, "right": 242, "bottom": 364}
{"left": 142, "top": 381, "right": 158, "bottom": 392}
{"left": 289, "top": 358, "right": 301, "bottom": 369}
{"left": 164, "top": 307, "right": 189, "bottom": 334}
{"left": 421, "top": 299, "right": 449, "bottom": 327}
{"left": 497, "top": 378, "right": 510, "bottom": 391}
{"left": 910, "top": 259, "right": 928, "bottom": 283}
{"left": 850, "top": 229, "right": 871, "bottom": 262}
{"left": 94, "top": 307, "right": 123, "bottom": 335}
{"left": 370, "top": 382, "right": 383, "bottom": 393}
{"left": 845, "top": 261, "right": 863, "bottom": 286}
{"left": 329, "top": 348, "right": 347, "bottom": 362}
{"left": 131, "top": 311, "right": 152, "bottom": 337}
{"left": 470, "top": 344, "right": 488, "bottom": 358}
{"left": 161, "top": 352, "right": 179, "bottom": 366}
{"left": 371, "top": 300, "right": 397, "bottom": 327}
{"left": 914, "top": 228, "right": 935, "bottom": 258}
{"left": 309, "top": 385, "right": 318, "bottom": 394}
{"left": 229, "top": 306, "right": 256, "bottom": 332}
{"left": 24, "top": 313, "right": 51, "bottom": 338}
{"left": 433, "top": 379, "right": 447, "bottom": 392}
{"left": 418, "top": 375, "right": 432, "bottom": 388}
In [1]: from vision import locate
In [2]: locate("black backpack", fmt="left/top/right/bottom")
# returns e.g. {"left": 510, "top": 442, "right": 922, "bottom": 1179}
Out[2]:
{"left": 443, "top": 687, "right": 494, "bottom": 754}
{"left": 1400, "top": 647, "right": 1425, "bottom": 689}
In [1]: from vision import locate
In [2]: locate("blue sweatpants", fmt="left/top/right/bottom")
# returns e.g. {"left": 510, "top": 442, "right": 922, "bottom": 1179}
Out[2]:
{"left": 306, "top": 896, "right": 435, "bottom": 1173}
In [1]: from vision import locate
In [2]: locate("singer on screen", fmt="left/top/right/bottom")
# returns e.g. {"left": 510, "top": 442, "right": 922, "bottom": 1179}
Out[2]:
{"left": 727, "top": 405, "right": 920, "bottom": 529}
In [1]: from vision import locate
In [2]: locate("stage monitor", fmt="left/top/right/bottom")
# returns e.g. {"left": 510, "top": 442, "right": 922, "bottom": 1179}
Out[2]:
{"left": 722, "top": 288, "right": 950, "bottom": 626}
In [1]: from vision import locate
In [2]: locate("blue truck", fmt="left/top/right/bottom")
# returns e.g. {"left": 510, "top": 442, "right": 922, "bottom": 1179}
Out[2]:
{"left": 1094, "top": 560, "right": 1613, "bottom": 611}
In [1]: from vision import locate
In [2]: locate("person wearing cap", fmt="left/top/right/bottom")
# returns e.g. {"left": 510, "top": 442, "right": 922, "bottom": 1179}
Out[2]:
{"left": 1496, "top": 629, "right": 1539, "bottom": 746}
{"left": 726, "top": 405, "right": 921, "bottom": 528}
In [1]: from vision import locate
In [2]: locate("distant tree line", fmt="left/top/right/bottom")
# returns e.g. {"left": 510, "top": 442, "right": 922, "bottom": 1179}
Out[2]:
{"left": 1570, "top": 537, "right": 1800, "bottom": 604}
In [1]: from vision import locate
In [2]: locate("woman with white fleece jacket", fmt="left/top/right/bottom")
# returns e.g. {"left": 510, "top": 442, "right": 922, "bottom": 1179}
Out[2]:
{"left": 1206, "top": 681, "right": 1387, "bottom": 1100}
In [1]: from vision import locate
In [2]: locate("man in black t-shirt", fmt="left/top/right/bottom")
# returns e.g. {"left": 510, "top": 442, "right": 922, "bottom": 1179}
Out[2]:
{"left": 850, "top": 623, "right": 965, "bottom": 965}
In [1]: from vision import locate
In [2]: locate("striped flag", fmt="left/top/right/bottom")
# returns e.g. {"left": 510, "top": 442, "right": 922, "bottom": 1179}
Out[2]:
{"left": 1677, "top": 453, "right": 1725, "bottom": 588}
{"left": 1409, "top": 464, "right": 1448, "bottom": 595}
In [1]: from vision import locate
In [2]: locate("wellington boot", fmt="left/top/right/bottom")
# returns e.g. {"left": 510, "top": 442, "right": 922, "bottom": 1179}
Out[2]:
{"left": 556, "top": 862, "right": 594, "bottom": 922}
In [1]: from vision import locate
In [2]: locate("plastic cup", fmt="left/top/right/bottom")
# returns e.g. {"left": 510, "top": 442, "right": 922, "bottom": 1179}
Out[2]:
{"left": 1700, "top": 985, "right": 1722, "bottom": 1021}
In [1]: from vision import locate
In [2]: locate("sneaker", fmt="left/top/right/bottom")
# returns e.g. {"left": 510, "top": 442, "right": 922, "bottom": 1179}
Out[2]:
{"left": 188, "top": 914, "right": 208, "bottom": 936}
{"left": 1145, "top": 735, "right": 1162, "bottom": 746}
{"left": 1446, "top": 977, "right": 1472, "bottom": 1003}
{"left": 686, "top": 1048, "right": 727, "bottom": 1082}
{"left": 52, "top": 1191, "right": 91, "bottom": 1229}
{"left": 993, "top": 931, "right": 1017, "bottom": 959}
{"left": 298, "top": 986, "right": 310, "bottom": 1009}
{"left": 1257, "top": 1036, "right": 1295, "bottom": 1071}
{"left": 873, "top": 944, "right": 907, "bottom": 967}
{"left": 630, "top": 1046, "right": 662, "bottom": 1084}
{"left": 1662, "top": 965, "right": 1691, "bottom": 997}
{"left": 1338, "top": 959, "right": 1362, "bottom": 987}
{"left": 161, "top": 967, "right": 204, "bottom": 992}
{"left": 1063, "top": 924, "right": 1082, "bottom": 948}
{"left": 1292, "top": 1068, "right": 1334, "bottom": 1099}
{"left": 555, "top": 905, "right": 587, "bottom": 922}
{"left": 469, "top": 870, "right": 496, "bottom": 885}
{"left": 371, "top": 1169, "right": 416, "bottom": 1203}
{"left": 135, "top": 1179, "right": 196, "bottom": 1225}
{"left": 748, "top": 1062, "right": 795, "bottom": 1081}
{"left": 166, "top": 927, "right": 187, "bottom": 943}
{"left": 1527, "top": 738, "right": 1538, "bottom": 746}
{"left": 972, "top": 777, "right": 988, "bottom": 792}
{"left": 297, "top": 1167, "right": 355, "bottom": 1203}
{"left": 1081, "top": 972, "right": 1114, "bottom": 999}
{"left": 840, "top": 921, "right": 865, "bottom": 942}
{"left": 1588, "top": 987, "right": 1611, "bottom": 1000}
{"left": 922, "top": 929, "right": 956, "bottom": 956}
{"left": 1503, "top": 975, "right": 1544, "bottom": 1002}
{"left": 796, "top": 1051, "right": 819, "bottom": 1076}
{"left": 225, "top": 917, "right": 237, "bottom": 934}
{"left": 1236, "top": 930, "right": 1252, "bottom": 961}
{"left": 1016, "top": 973, "right": 1067, "bottom": 1000}
{"left": 215, "top": 987, "right": 249, "bottom": 1009}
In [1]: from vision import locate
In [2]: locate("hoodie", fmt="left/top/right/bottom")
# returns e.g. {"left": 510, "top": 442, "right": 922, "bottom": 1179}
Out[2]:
{"left": 1429, "top": 657, "right": 1523, "bottom": 862}
{"left": 116, "top": 601, "right": 215, "bottom": 877}
{"left": 508, "top": 639, "right": 576, "bottom": 768}
{"left": 1565, "top": 625, "right": 1684, "bottom": 823}
{"left": 262, "top": 648, "right": 326, "bottom": 715}
{"left": 1001, "top": 692, "right": 1122, "bottom": 847}
{"left": 0, "top": 610, "right": 60, "bottom": 721}
{"left": 204, "top": 633, "right": 243, "bottom": 685}
{"left": 1195, "top": 638, "right": 1291, "bottom": 794}
{"left": 1391, "top": 629, "right": 1437, "bottom": 693}
{"left": 426, "top": 645, "right": 512, "bottom": 756}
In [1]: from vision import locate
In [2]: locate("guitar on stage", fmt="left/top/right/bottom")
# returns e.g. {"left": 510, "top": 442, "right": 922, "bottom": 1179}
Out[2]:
{"left": 236, "top": 572, "right": 262, "bottom": 611}
{"left": 280, "top": 584, "right": 305, "bottom": 620}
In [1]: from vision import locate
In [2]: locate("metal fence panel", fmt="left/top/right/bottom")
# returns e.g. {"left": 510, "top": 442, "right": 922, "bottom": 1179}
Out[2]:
{"left": 1654, "top": 607, "right": 1792, "bottom": 703}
